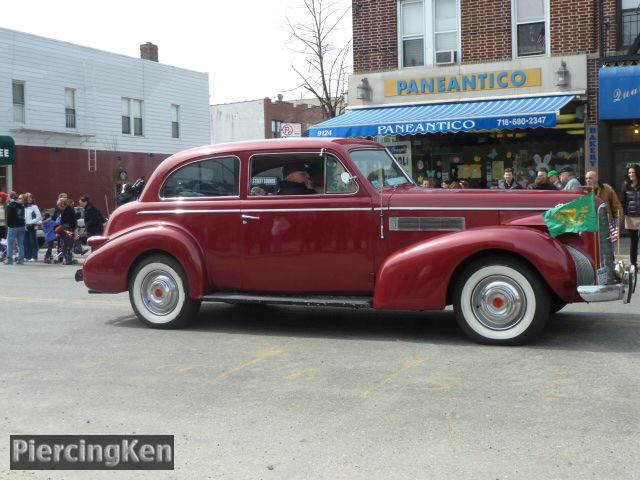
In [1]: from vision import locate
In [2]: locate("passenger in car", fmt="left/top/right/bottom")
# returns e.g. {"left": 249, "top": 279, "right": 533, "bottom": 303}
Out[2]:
{"left": 277, "top": 164, "right": 317, "bottom": 195}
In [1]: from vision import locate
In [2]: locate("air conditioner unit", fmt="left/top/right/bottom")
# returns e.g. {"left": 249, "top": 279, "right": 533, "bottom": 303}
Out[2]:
{"left": 435, "top": 50, "right": 457, "bottom": 65}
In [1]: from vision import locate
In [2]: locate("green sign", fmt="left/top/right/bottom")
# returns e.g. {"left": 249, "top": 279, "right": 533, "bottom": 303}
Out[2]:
{"left": 0, "top": 136, "right": 15, "bottom": 165}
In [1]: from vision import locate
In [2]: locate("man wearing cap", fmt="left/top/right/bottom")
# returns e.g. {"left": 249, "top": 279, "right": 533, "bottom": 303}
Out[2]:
{"left": 546, "top": 169, "right": 561, "bottom": 189}
{"left": 277, "top": 164, "right": 317, "bottom": 195}
{"left": 559, "top": 166, "right": 581, "bottom": 191}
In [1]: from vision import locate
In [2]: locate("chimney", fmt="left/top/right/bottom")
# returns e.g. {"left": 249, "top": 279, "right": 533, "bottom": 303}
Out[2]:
{"left": 140, "top": 42, "right": 158, "bottom": 62}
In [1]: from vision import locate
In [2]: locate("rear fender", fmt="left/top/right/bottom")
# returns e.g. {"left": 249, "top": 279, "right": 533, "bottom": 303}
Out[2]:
{"left": 374, "top": 227, "right": 577, "bottom": 310}
{"left": 83, "top": 223, "right": 207, "bottom": 298}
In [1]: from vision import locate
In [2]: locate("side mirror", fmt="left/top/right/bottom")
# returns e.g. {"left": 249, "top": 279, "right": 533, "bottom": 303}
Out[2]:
{"left": 340, "top": 172, "right": 356, "bottom": 184}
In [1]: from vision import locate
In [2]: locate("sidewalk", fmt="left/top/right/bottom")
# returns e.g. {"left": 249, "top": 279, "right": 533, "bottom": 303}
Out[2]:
{"left": 614, "top": 234, "right": 632, "bottom": 263}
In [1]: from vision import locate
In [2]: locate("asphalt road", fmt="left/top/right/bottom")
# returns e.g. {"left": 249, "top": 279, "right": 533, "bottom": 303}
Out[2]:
{"left": 1, "top": 261, "right": 639, "bottom": 479}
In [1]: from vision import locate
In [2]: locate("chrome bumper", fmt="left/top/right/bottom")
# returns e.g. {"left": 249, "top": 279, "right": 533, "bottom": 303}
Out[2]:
{"left": 578, "top": 263, "right": 636, "bottom": 304}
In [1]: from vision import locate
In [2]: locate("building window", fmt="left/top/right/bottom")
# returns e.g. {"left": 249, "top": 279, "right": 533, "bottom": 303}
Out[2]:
{"left": 513, "top": 0, "right": 547, "bottom": 57}
{"left": 272, "top": 119, "right": 283, "bottom": 138}
{"left": 171, "top": 104, "right": 180, "bottom": 138}
{"left": 398, "top": 0, "right": 459, "bottom": 68}
{"left": 400, "top": 0, "right": 425, "bottom": 67}
{"left": 621, "top": 0, "right": 640, "bottom": 50}
{"left": 122, "top": 98, "right": 143, "bottom": 136}
{"left": 65, "top": 88, "right": 76, "bottom": 129}
{"left": 12, "top": 81, "right": 25, "bottom": 123}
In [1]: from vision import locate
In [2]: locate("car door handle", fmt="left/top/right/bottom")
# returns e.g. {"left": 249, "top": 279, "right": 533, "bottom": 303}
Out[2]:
{"left": 242, "top": 214, "right": 260, "bottom": 224}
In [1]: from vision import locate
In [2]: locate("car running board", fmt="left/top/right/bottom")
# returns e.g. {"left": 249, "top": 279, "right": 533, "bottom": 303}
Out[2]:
{"left": 202, "top": 292, "right": 373, "bottom": 309}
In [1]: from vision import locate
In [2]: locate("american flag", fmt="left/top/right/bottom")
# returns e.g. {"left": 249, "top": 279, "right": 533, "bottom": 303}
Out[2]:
{"left": 609, "top": 218, "right": 620, "bottom": 244}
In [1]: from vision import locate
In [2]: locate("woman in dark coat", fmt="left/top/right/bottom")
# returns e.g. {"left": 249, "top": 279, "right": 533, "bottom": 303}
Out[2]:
{"left": 78, "top": 195, "right": 105, "bottom": 237}
{"left": 622, "top": 164, "right": 640, "bottom": 266}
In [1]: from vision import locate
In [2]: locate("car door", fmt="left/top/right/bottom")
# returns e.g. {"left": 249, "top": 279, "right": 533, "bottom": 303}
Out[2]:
{"left": 240, "top": 151, "right": 375, "bottom": 294}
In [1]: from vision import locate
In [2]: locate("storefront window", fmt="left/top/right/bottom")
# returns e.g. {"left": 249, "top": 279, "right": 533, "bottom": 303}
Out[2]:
{"left": 400, "top": 128, "right": 584, "bottom": 189}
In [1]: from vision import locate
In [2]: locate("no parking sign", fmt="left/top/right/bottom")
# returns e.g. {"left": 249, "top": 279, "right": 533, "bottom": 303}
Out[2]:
{"left": 281, "top": 123, "right": 301, "bottom": 137}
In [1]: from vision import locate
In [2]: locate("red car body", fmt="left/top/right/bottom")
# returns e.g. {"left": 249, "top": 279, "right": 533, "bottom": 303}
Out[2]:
{"left": 81, "top": 138, "right": 633, "bottom": 344}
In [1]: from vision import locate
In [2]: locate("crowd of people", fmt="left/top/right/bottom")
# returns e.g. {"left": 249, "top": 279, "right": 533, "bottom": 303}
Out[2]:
{"left": 0, "top": 191, "right": 106, "bottom": 266}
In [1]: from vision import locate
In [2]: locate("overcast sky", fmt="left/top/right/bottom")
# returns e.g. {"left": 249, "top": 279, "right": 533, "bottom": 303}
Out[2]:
{"left": 5, "top": 0, "right": 352, "bottom": 104}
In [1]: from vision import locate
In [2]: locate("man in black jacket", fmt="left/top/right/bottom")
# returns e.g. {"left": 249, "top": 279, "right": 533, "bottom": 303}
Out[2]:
{"left": 4, "top": 191, "right": 25, "bottom": 265}
{"left": 277, "top": 164, "right": 317, "bottom": 195}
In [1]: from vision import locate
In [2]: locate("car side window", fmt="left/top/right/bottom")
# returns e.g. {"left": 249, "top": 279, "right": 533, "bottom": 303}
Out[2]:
{"left": 162, "top": 156, "right": 240, "bottom": 198}
{"left": 249, "top": 153, "right": 356, "bottom": 196}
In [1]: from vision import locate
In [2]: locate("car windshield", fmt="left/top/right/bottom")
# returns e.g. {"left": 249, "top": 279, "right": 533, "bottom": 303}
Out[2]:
{"left": 350, "top": 148, "right": 413, "bottom": 190}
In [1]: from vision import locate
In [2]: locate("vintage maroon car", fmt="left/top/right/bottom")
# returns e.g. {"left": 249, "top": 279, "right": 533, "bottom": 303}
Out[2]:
{"left": 80, "top": 138, "right": 634, "bottom": 345}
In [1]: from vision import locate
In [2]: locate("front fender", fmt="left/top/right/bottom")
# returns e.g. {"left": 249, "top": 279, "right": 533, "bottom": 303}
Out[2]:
{"left": 374, "top": 227, "right": 578, "bottom": 310}
{"left": 83, "top": 223, "right": 207, "bottom": 298}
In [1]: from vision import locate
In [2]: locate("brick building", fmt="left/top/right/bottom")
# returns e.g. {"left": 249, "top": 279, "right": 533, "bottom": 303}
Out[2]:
{"left": 311, "top": 0, "right": 639, "bottom": 189}
{"left": 211, "top": 98, "right": 327, "bottom": 144}
{"left": 598, "top": 1, "right": 640, "bottom": 186}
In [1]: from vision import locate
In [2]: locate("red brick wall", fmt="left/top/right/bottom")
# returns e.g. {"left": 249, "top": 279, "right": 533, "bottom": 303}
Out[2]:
{"left": 12, "top": 146, "right": 166, "bottom": 214}
{"left": 353, "top": 0, "right": 398, "bottom": 73}
{"left": 460, "top": 0, "right": 512, "bottom": 63}
{"left": 353, "top": 0, "right": 605, "bottom": 69}
{"left": 263, "top": 99, "right": 327, "bottom": 138}
{"left": 550, "top": 0, "right": 598, "bottom": 55}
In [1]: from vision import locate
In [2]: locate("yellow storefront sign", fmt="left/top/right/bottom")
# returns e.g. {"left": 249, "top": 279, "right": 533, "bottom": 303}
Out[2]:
{"left": 384, "top": 68, "right": 542, "bottom": 97}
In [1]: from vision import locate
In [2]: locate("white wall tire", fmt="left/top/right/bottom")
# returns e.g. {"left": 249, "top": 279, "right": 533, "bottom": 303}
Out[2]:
{"left": 129, "top": 255, "right": 201, "bottom": 329}
{"left": 453, "top": 257, "right": 549, "bottom": 345}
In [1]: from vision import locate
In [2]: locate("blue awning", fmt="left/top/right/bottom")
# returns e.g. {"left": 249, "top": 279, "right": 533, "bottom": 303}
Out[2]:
{"left": 599, "top": 66, "right": 640, "bottom": 120}
{"left": 309, "top": 95, "right": 575, "bottom": 138}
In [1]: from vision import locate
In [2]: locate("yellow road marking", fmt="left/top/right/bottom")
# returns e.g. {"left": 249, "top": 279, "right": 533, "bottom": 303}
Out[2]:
{"left": 362, "top": 359, "right": 424, "bottom": 398}
{"left": 216, "top": 347, "right": 283, "bottom": 380}
{"left": 418, "top": 376, "right": 459, "bottom": 391}
{"left": 0, "top": 295, "right": 130, "bottom": 307}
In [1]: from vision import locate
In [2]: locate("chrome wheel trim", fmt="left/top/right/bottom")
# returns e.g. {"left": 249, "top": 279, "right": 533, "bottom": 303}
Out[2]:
{"left": 471, "top": 276, "right": 526, "bottom": 330}
{"left": 139, "top": 270, "right": 180, "bottom": 317}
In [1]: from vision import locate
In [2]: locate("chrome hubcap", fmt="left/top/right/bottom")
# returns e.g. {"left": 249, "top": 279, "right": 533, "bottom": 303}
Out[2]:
{"left": 141, "top": 270, "right": 179, "bottom": 316}
{"left": 471, "top": 275, "right": 526, "bottom": 330}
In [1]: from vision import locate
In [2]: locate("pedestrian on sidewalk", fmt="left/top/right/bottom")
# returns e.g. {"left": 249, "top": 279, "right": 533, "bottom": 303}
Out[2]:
{"left": 622, "top": 164, "right": 640, "bottom": 267}
{"left": 23, "top": 192, "right": 42, "bottom": 262}
{"left": 4, "top": 191, "right": 26, "bottom": 265}
{"left": 585, "top": 170, "right": 624, "bottom": 221}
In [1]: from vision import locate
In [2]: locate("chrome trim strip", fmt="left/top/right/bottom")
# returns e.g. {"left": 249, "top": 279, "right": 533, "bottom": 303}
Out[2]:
{"left": 137, "top": 207, "right": 373, "bottom": 215}
{"left": 137, "top": 209, "right": 242, "bottom": 214}
{"left": 389, "top": 216, "right": 466, "bottom": 231}
{"left": 242, "top": 208, "right": 372, "bottom": 213}
{"left": 380, "top": 206, "right": 548, "bottom": 211}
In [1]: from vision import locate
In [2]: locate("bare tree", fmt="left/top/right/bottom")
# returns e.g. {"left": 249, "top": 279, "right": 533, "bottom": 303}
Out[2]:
{"left": 286, "top": 0, "right": 351, "bottom": 119}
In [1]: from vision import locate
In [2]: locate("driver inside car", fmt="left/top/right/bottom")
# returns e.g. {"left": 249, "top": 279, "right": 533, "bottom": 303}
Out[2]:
{"left": 277, "top": 164, "right": 318, "bottom": 195}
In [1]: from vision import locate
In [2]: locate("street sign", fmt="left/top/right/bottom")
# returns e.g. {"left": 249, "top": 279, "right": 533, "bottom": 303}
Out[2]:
{"left": 281, "top": 123, "right": 302, "bottom": 137}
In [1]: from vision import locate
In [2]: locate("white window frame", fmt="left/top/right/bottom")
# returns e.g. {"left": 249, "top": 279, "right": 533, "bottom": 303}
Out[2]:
{"left": 122, "top": 97, "right": 144, "bottom": 137}
{"left": 12, "top": 81, "right": 25, "bottom": 124}
{"left": 397, "top": 0, "right": 461, "bottom": 68}
{"left": 65, "top": 88, "right": 76, "bottom": 129}
{"left": 171, "top": 104, "right": 180, "bottom": 139}
{"left": 511, "top": 0, "right": 550, "bottom": 58}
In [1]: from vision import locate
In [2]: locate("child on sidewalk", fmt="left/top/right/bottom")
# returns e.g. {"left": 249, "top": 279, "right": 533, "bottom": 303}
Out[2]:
{"left": 41, "top": 212, "right": 57, "bottom": 263}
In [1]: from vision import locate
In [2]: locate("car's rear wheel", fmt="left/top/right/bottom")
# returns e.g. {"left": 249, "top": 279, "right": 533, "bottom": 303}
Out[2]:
{"left": 453, "top": 256, "right": 549, "bottom": 345}
{"left": 129, "top": 254, "right": 201, "bottom": 329}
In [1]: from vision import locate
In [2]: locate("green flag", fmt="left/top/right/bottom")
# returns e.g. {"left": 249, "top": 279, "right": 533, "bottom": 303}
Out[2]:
{"left": 543, "top": 192, "right": 599, "bottom": 238}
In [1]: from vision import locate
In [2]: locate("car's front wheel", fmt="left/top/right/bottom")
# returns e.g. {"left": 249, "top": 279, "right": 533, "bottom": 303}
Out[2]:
{"left": 129, "top": 254, "right": 201, "bottom": 329}
{"left": 453, "top": 257, "right": 549, "bottom": 345}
